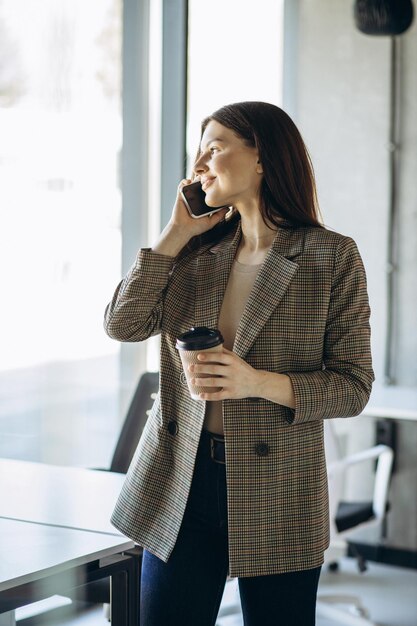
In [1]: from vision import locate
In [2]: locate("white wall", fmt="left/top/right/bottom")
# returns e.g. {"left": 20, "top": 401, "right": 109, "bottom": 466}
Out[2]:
{"left": 285, "top": 0, "right": 417, "bottom": 552}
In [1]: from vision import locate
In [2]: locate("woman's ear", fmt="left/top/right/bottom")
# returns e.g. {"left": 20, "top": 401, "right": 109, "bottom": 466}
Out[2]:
{"left": 256, "top": 160, "right": 263, "bottom": 175}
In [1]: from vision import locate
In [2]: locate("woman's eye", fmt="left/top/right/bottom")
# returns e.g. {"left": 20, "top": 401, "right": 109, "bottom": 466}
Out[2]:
{"left": 210, "top": 146, "right": 219, "bottom": 154}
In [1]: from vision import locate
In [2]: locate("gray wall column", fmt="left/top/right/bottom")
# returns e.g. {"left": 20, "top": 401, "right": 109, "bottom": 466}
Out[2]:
{"left": 120, "top": 0, "right": 151, "bottom": 416}
{"left": 283, "top": 0, "right": 300, "bottom": 120}
{"left": 160, "top": 0, "right": 188, "bottom": 228}
{"left": 122, "top": 0, "right": 150, "bottom": 272}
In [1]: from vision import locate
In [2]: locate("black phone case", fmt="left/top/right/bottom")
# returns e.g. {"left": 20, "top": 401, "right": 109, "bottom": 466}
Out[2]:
{"left": 181, "top": 181, "right": 228, "bottom": 218}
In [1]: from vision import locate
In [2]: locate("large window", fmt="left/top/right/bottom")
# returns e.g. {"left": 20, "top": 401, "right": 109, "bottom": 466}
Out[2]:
{"left": 187, "top": 0, "right": 284, "bottom": 168}
{"left": 0, "top": 0, "right": 122, "bottom": 466}
{"left": 0, "top": 0, "right": 285, "bottom": 466}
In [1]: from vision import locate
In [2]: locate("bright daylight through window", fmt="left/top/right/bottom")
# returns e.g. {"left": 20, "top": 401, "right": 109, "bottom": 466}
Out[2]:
{"left": 0, "top": 0, "right": 122, "bottom": 466}
{"left": 187, "top": 0, "right": 284, "bottom": 170}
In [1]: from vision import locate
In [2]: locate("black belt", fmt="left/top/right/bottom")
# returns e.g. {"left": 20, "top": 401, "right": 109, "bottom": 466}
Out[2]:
{"left": 201, "top": 429, "right": 226, "bottom": 465}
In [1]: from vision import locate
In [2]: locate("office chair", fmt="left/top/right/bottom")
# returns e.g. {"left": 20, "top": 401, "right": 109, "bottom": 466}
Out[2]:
{"left": 67, "top": 371, "right": 159, "bottom": 612}
{"left": 316, "top": 420, "right": 394, "bottom": 626}
{"left": 106, "top": 371, "right": 159, "bottom": 474}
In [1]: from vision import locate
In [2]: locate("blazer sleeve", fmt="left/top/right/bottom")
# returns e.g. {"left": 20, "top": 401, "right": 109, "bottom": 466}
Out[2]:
{"left": 104, "top": 248, "right": 175, "bottom": 342}
{"left": 285, "top": 236, "right": 375, "bottom": 425}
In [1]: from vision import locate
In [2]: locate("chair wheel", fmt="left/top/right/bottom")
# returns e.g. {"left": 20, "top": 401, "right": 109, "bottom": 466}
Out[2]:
{"left": 352, "top": 605, "right": 370, "bottom": 619}
{"left": 357, "top": 556, "right": 368, "bottom": 573}
{"left": 328, "top": 561, "right": 339, "bottom": 572}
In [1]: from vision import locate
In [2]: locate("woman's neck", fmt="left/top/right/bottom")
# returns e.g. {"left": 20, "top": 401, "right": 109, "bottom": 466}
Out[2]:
{"left": 236, "top": 223, "right": 277, "bottom": 264}
{"left": 239, "top": 216, "right": 278, "bottom": 254}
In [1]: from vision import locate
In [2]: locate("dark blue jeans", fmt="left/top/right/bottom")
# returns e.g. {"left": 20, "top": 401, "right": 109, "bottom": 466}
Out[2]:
{"left": 140, "top": 429, "right": 321, "bottom": 626}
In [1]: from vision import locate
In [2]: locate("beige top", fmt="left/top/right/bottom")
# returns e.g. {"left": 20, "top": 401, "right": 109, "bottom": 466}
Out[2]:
{"left": 203, "top": 259, "right": 262, "bottom": 434}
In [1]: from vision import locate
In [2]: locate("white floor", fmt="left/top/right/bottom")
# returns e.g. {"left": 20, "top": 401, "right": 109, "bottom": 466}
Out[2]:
{"left": 316, "top": 558, "right": 417, "bottom": 626}
{"left": 15, "top": 557, "right": 417, "bottom": 626}
{"left": 217, "top": 557, "right": 417, "bottom": 626}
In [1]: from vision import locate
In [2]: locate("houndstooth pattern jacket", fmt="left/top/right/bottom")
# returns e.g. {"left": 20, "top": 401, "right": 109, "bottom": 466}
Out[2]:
{"left": 104, "top": 221, "right": 374, "bottom": 578}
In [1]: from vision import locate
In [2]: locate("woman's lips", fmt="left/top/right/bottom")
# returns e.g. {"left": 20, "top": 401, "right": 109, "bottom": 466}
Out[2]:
{"left": 202, "top": 178, "right": 216, "bottom": 191}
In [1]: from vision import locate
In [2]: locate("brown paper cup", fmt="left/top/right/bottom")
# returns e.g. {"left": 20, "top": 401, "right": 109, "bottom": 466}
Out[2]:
{"left": 178, "top": 343, "right": 224, "bottom": 400}
{"left": 176, "top": 327, "right": 224, "bottom": 400}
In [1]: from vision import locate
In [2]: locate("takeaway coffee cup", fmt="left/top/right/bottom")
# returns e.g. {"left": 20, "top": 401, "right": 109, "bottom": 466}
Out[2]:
{"left": 176, "top": 327, "right": 224, "bottom": 400}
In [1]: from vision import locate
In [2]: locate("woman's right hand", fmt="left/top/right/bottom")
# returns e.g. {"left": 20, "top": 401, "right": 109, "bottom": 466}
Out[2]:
{"left": 151, "top": 178, "right": 230, "bottom": 257}
{"left": 169, "top": 178, "right": 229, "bottom": 238}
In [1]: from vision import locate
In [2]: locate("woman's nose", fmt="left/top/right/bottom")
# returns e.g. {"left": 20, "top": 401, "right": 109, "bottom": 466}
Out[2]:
{"left": 194, "top": 154, "right": 208, "bottom": 175}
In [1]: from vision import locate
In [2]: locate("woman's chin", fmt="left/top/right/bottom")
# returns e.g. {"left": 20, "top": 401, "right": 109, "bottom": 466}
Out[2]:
{"left": 205, "top": 193, "right": 228, "bottom": 208}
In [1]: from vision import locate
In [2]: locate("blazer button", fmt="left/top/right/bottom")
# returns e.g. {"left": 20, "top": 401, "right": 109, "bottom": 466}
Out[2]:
{"left": 255, "top": 443, "right": 269, "bottom": 457}
{"left": 167, "top": 420, "right": 178, "bottom": 436}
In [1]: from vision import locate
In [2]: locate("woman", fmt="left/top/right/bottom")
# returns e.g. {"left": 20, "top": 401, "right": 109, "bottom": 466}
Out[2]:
{"left": 104, "top": 101, "right": 374, "bottom": 626}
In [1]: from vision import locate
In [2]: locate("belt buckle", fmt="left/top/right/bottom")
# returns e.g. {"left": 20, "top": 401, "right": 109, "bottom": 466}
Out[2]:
{"left": 210, "top": 435, "right": 225, "bottom": 465}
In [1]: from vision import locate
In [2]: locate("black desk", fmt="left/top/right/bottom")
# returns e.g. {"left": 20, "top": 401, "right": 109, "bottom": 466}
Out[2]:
{"left": 0, "top": 460, "right": 140, "bottom": 626}
{"left": 0, "top": 458, "right": 127, "bottom": 534}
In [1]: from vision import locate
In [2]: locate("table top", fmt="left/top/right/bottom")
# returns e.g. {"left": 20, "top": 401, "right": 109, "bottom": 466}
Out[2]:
{"left": 0, "top": 518, "right": 134, "bottom": 593}
{"left": 361, "top": 385, "right": 417, "bottom": 421}
{"left": 0, "top": 459, "right": 126, "bottom": 535}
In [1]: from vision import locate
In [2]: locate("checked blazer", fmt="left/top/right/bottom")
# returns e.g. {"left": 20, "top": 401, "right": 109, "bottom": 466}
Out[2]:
{"left": 104, "top": 221, "right": 374, "bottom": 577}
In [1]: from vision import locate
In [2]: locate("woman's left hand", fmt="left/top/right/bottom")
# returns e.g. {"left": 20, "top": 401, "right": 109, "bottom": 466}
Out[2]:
{"left": 188, "top": 347, "right": 260, "bottom": 400}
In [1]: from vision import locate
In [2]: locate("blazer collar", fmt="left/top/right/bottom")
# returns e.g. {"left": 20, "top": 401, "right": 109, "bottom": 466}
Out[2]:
{"left": 195, "top": 221, "right": 305, "bottom": 359}
{"left": 207, "top": 220, "right": 305, "bottom": 259}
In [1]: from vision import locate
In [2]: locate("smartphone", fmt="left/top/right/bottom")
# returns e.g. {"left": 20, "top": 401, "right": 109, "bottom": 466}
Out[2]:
{"left": 181, "top": 181, "right": 230, "bottom": 218}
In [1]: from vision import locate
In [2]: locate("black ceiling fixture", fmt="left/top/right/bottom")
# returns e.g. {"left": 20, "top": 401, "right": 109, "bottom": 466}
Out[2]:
{"left": 354, "top": 0, "right": 414, "bottom": 35}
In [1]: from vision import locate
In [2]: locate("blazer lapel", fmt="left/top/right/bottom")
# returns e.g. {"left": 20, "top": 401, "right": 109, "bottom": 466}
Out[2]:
{"left": 233, "top": 227, "right": 304, "bottom": 360}
{"left": 194, "top": 222, "right": 305, "bottom": 360}
{"left": 194, "top": 224, "right": 242, "bottom": 329}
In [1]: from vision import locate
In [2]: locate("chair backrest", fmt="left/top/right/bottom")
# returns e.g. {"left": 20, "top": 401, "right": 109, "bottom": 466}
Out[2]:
{"left": 324, "top": 419, "right": 394, "bottom": 545}
{"left": 110, "top": 371, "right": 159, "bottom": 474}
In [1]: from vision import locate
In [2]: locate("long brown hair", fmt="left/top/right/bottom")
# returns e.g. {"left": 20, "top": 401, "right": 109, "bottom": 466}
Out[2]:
{"left": 180, "top": 101, "right": 323, "bottom": 257}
